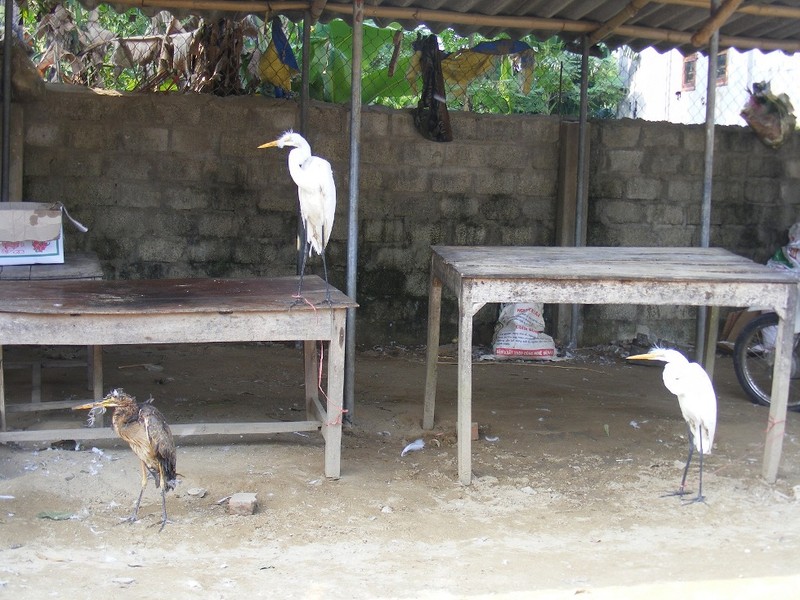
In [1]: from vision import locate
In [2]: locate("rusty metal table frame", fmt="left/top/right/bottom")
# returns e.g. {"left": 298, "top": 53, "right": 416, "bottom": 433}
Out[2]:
{"left": 0, "top": 275, "right": 356, "bottom": 479}
{"left": 423, "top": 246, "right": 798, "bottom": 485}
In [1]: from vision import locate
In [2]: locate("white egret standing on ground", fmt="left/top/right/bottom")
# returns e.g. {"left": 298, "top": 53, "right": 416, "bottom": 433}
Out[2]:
{"left": 258, "top": 131, "right": 336, "bottom": 303}
{"left": 627, "top": 347, "right": 717, "bottom": 503}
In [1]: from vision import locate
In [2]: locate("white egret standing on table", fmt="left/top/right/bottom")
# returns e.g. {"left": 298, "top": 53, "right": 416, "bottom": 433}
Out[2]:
{"left": 258, "top": 131, "right": 336, "bottom": 302}
{"left": 627, "top": 347, "right": 717, "bottom": 503}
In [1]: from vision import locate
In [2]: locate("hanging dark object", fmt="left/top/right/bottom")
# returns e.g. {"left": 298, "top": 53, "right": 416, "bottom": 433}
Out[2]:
{"left": 186, "top": 18, "right": 245, "bottom": 96}
{"left": 412, "top": 35, "right": 452, "bottom": 143}
{"left": 740, "top": 81, "right": 796, "bottom": 149}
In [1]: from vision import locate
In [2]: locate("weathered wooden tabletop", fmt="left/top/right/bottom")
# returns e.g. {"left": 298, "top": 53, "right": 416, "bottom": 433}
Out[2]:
{"left": 431, "top": 246, "right": 800, "bottom": 283}
{"left": 0, "top": 275, "right": 356, "bottom": 315}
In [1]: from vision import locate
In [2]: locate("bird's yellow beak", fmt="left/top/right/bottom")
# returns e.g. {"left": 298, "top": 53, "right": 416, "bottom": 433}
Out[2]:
{"left": 72, "top": 398, "right": 117, "bottom": 411}
{"left": 257, "top": 140, "right": 280, "bottom": 149}
{"left": 626, "top": 352, "right": 659, "bottom": 361}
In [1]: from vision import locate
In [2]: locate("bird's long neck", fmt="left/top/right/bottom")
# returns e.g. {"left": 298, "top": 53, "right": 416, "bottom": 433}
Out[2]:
{"left": 287, "top": 145, "right": 315, "bottom": 191}
{"left": 111, "top": 401, "right": 140, "bottom": 432}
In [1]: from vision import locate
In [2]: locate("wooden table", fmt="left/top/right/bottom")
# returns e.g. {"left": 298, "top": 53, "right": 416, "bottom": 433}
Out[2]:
{"left": 423, "top": 246, "right": 798, "bottom": 485}
{"left": 0, "top": 275, "right": 356, "bottom": 479}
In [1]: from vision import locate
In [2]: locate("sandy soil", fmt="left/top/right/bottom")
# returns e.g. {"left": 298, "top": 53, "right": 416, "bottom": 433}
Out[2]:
{"left": 1, "top": 342, "right": 800, "bottom": 599}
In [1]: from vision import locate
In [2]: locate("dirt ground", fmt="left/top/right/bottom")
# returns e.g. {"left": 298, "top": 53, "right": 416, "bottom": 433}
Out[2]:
{"left": 1, "top": 341, "right": 800, "bottom": 599}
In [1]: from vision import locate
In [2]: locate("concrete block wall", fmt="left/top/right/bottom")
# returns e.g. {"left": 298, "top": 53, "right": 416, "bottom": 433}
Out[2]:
{"left": 588, "top": 118, "right": 800, "bottom": 345}
{"left": 17, "top": 85, "right": 800, "bottom": 348}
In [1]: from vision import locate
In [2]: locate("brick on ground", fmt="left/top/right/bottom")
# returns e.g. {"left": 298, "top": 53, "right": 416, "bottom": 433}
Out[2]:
{"left": 228, "top": 492, "right": 258, "bottom": 515}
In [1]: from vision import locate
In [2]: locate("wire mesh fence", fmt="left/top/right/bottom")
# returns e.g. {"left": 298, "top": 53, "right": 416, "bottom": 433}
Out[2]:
{"left": 5, "top": 0, "right": 800, "bottom": 128}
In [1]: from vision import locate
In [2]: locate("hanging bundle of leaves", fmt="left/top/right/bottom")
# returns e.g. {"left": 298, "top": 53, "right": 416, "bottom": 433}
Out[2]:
{"left": 740, "top": 81, "right": 796, "bottom": 149}
{"left": 185, "top": 18, "right": 245, "bottom": 96}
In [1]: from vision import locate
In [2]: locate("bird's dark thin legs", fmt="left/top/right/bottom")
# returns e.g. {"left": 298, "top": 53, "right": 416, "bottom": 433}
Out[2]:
{"left": 320, "top": 249, "right": 332, "bottom": 304}
{"left": 296, "top": 244, "right": 308, "bottom": 297}
{"left": 293, "top": 224, "right": 332, "bottom": 306}
{"left": 662, "top": 426, "right": 706, "bottom": 504}
{"left": 680, "top": 431, "right": 694, "bottom": 492}
{"left": 661, "top": 426, "right": 693, "bottom": 498}
{"left": 684, "top": 433, "right": 706, "bottom": 505}
{"left": 127, "top": 461, "right": 148, "bottom": 522}
{"left": 159, "top": 486, "right": 169, "bottom": 532}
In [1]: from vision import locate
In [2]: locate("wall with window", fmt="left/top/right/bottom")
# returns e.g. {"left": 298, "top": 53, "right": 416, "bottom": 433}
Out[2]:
{"left": 617, "top": 47, "right": 800, "bottom": 126}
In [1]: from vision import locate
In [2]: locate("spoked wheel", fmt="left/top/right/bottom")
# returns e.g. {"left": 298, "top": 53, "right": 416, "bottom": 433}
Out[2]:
{"left": 733, "top": 312, "right": 800, "bottom": 411}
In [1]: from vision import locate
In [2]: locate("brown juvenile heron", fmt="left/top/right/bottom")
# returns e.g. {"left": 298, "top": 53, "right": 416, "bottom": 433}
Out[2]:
{"left": 73, "top": 389, "right": 177, "bottom": 531}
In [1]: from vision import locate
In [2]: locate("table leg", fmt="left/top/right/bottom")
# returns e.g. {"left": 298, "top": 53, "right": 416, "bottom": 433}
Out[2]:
{"left": 31, "top": 361, "right": 42, "bottom": 404}
{"left": 763, "top": 309, "right": 795, "bottom": 482}
{"left": 90, "top": 345, "right": 104, "bottom": 427}
{"left": 322, "top": 310, "right": 346, "bottom": 479}
{"left": 702, "top": 306, "right": 719, "bottom": 377}
{"left": 0, "top": 345, "right": 5, "bottom": 432}
{"left": 423, "top": 273, "right": 443, "bottom": 430}
{"left": 457, "top": 304, "right": 474, "bottom": 485}
{"left": 304, "top": 340, "right": 318, "bottom": 417}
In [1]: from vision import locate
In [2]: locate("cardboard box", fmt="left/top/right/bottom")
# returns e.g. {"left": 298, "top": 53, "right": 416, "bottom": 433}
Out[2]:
{"left": 0, "top": 202, "right": 64, "bottom": 265}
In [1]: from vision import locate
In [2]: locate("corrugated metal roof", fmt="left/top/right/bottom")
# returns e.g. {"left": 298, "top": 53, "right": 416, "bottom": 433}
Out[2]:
{"left": 83, "top": 1, "right": 800, "bottom": 55}
{"left": 341, "top": 1, "right": 800, "bottom": 54}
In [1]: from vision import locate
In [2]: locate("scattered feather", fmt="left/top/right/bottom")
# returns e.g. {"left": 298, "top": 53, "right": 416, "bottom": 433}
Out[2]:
{"left": 401, "top": 438, "right": 425, "bottom": 457}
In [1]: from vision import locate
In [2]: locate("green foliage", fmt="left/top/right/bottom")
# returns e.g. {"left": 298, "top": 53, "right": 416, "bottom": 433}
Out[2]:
{"left": 15, "top": 3, "right": 629, "bottom": 117}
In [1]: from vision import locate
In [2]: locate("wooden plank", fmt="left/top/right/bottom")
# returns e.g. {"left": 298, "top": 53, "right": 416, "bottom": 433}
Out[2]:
{"left": 7, "top": 399, "right": 87, "bottom": 412}
{"left": 0, "top": 252, "right": 103, "bottom": 281}
{"left": 170, "top": 421, "right": 321, "bottom": 436}
{"left": 423, "top": 269, "right": 443, "bottom": 431}
{"left": 457, "top": 295, "right": 476, "bottom": 485}
{"left": 0, "top": 420, "right": 322, "bottom": 443}
{"left": 431, "top": 246, "right": 797, "bottom": 284}
{"left": 0, "top": 310, "right": 349, "bottom": 346}
{"left": 0, "top": 275, "right": 356, "bottom": 315}
{"left": 322, "top": 309, "right": 346, "bottom": 478}
{"left": 0, "top": 346, "right": 5, "bottom": 431}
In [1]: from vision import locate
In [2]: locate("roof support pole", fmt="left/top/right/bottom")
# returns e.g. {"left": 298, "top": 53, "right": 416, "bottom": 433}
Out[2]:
{"left": 344, "top": 0, "right": 363, "bottom": 423}
{"left": 297, "top": 13, "right": 312, "bottom": 275}
{"left": 2, "top": 0, "right": 13, "bottom": 202}
{"left": 695, "top": 0, "right": 719, "bottom": 365}
{"left": 568, "top": 35, "right": 591, "bottom": 350}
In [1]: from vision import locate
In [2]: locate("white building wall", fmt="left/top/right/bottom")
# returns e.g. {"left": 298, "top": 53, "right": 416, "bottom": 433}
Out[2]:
{"left": 617, "top": 47, "right": 800, "bottom": 126}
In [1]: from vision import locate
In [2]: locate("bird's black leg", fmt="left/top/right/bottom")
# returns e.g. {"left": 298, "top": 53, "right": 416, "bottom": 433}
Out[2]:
{"left": 319, "top": 246, "right": 332, "bottom": 306}
{"left": 124, "top": 461, "right": 148, "bottom": 523}
{"left": 159, "top": 485, "right": 169, "bottom": 532}
{"left": 292, "top": 244, "right": 310, "bottom": 307}
{"left": 661, "top": 427, "right": 693, "bottom": 498}
{"left": 297, "top": 247, "right": 308, "bottom": 297}
{"left": 682, "top": 433, "right": 707, "bottom": 505}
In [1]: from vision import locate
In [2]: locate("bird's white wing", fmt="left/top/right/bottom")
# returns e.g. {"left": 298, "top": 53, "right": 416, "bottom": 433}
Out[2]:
{"left": 665, "top": 361, "right": 717, "bottom": 454}
{"left": 297, "top": 156, "right": 336, "bottom": 255}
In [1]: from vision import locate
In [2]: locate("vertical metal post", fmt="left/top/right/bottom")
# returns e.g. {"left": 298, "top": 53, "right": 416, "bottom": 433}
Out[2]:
{"left": 2, "top": 0, "right": 14, "bottom": 202}
{"left": 344, "top": 0, "right": 363, "bottom": 423}
{"left": 568, "top": 36, "right": 591, "bottom": 350}
{"left": 300, "top": 15, "right": 310, "bottom": 136}
{"left": 696, "top": 1, "right": 719, "bottom": 363}
{"left": 296, "top": 14, "right": 312, "bottom": 275}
